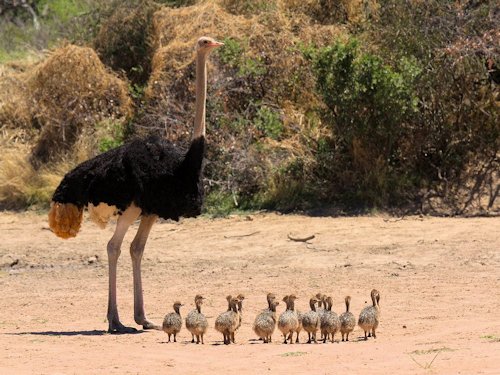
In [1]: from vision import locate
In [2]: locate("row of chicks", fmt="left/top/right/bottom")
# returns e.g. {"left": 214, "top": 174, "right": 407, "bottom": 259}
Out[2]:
{"left": 162, "top": 290, "right": 381, "bottom": 345}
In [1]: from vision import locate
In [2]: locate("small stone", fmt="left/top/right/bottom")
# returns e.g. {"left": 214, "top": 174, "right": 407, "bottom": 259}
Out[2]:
{"left": 87, "top": 256, "right": 98, "bottom": 264}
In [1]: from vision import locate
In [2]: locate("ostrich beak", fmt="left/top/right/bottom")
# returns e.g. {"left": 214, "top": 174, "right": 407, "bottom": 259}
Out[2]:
{"left": 208, "top": 41, "right": 224, "bottom": 48}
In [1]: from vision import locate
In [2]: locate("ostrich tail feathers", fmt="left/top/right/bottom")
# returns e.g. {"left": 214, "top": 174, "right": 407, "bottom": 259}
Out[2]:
{"left": 48, "top": 202, "right": 83, "bottom": 239}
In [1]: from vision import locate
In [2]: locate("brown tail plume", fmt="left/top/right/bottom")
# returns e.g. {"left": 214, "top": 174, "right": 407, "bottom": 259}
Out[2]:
{"left": 48, "top": 202, "right": 83, "bottom": 239}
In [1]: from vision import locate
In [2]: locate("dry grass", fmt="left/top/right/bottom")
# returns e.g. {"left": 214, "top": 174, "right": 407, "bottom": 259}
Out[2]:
{"left": 0, "top": 129, "right": 95, "bottom": 210}
{"left": 0, "top": 43, "right": 133, "bottom": 168}
{"left": 0, "top": 146, "right": 66, "bottom": 209}
{"left": 282, "top": 0, "right": 379, "bottom": 24}
{"left": 0, "top": 67, "right": 32, "bottom": 132}
{"left": 27, "top": 44, "right": 133, "bottom": 164}
{"left": 146, "top": 0, "right": 346, "bottom": 95}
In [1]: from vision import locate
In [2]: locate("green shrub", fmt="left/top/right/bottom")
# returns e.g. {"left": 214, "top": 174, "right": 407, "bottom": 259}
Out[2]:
{"left": 218, "top": 37, "right": 244, "bottom": 67}
{"left": 308, "top": 39, "right": 421, "bottom": 206}
{"left": 93, "top": 0, "right": 159, "bottom": 85}
{"left": 37, "top": 0, "right": 90, "bottom": 23}
{"left": 97, "top": 120, "right": 127, "bottom": 153}
{"left": 368, "top": 0, "right": 499, "bottom": 213}
{"left": 254, "top": 106, "right": 283, "bottom": 140}
{"left": 218, "top": 37, "right": 267, "bottom": 78}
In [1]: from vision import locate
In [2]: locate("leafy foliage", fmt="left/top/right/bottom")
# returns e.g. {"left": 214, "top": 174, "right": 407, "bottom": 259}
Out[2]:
{"left": 254, "top": 106, "right": 283, "bottom": 140}
{"left": 97, "top": 120, "right": 128, "bottom": 153}
{"left": 308, "top": 40, "right": 421, "bottom": 206}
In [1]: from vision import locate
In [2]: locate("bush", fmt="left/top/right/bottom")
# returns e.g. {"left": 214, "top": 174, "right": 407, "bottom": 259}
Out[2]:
{"left": 254, "top": 106, "right": 283, "bottom": 140}
{"left": 93, "top": 0, "right": 159, "bottom": 85}
{"left": 367, "top": 0, "right": 499, "bottom": 213}
{"left": 309, "top": 40, "right": 421, "bottom": 206}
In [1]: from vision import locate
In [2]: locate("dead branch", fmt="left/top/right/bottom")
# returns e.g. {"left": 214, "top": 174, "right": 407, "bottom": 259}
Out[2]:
{"left": 287, "top": 234, "right": 315, "bottom": 242}
{"left": 224, "top": 231, "right": 260, "bottom": 239}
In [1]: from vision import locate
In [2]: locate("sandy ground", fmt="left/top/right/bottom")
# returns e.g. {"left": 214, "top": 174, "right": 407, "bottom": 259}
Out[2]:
{"left": 0, "top": 211, "right": 499, "bottom": 374}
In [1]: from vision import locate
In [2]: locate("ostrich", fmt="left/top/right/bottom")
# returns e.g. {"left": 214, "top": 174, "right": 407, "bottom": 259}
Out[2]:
{"left": 48, "top": 37, "right": 223, "bottom": 333}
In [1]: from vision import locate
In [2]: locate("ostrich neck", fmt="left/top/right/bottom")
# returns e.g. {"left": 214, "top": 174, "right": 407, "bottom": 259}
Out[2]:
{"left": 193, "top": 51, "right": 207, "bottom": 140}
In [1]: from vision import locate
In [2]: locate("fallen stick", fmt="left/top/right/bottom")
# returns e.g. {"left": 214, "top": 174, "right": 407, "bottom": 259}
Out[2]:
{"left": 287, "top": 234, "right": 315, "bottom": 242}
{"left": 224, "top": 231, "right": 260, "bottom": 239}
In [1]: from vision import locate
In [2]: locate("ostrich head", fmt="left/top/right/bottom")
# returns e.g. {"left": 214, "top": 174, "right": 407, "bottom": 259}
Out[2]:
{"left": 196, "top": 36, "right": 224, "bottom": 55}
{"left": 173, "top": 301, "right": 183, "bottom": 312}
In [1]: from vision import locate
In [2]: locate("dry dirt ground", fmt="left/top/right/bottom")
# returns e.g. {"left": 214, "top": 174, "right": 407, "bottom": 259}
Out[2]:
{"left": 0, "top": 211, "right": 499, "bottom": 374}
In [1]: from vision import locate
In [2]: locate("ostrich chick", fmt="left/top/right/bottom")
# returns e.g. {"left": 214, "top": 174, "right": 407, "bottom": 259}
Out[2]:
{"left": 253, "top": 300, "right": 280, "bottom": 343}
{"left": 185, "top": 295, "right": 208, "bottom": 344}
{"left": 358, "top": 289, "right": 381, "bottom": 340}
{"left": 162, "top": 301, "right": 183, "bottom": 342}
{"left": 258, "top": 293, "right": 276, "bottom": 341}
{"left": 301, "top": 297, "right": 321, "bottom": 343}
{"left": 278, "top": 295, "right": 300, "bottom": 344}
{"left": 215, "top": 297, "right": 241, "bottom": 345}
{"left": 320, "top": 296, "right": 340, "bottom": 343}
{"left": 339, "top": 296, "right": 356, "bottom": 342}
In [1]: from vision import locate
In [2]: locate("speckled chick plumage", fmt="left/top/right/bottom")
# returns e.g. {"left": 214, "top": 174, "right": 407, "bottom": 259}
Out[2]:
{"left": 358, "top": 289, "right": 381, "bottom": 339}
{"left": 253, "top": 300, "right": 279, "bottom": 343}
{"left": 185, "top": 295, "right": 208, "bottom": 344}
{"left": 320, "top": 296, "right": 340, "bottom": 343}
{"left": 340, "top": 296, "right": 356, "bottom": 341}
{"left": 301, "top": 297, "right": 321, "bottom": 343}
{"left": 278, "top": 295, "right": 300, "bottom": 344}
{"left": 215, "top": 297, "right": 240, "bottom": 345}
{"left": 162, "top": 301, "right": 183, "bottom": 342}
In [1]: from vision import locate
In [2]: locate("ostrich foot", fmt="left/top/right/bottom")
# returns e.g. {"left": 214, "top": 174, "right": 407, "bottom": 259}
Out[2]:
{"left": 108, "top": 321, "right": 138, "bottom": 334}
{"left": 141, "top": 320, "right": 160, "bottom": 330}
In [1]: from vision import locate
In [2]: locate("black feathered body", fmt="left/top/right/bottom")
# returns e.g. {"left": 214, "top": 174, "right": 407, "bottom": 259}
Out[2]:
{"left": 52, "top": 135, "right": 205, "bottom": 221}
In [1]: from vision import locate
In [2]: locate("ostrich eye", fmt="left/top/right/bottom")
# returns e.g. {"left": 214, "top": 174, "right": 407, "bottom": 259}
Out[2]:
{"left": 203, "top": 40, "right": 208, "bottom": 44}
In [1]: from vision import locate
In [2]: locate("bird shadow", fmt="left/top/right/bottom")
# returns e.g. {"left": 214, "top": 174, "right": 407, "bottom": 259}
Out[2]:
{"left": 5, "top": 329, "right": 145, "bottom": 336}
{"left": 211, "top": 342, "right": 227, "bottom": 346}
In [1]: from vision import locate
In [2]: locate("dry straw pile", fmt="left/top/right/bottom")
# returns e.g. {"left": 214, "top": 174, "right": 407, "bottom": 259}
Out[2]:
{"left": 27, "top": 45, "right": 133, "bottom": 164}
{"left": 0, "top": 45, "right": 133, "bottom": 208}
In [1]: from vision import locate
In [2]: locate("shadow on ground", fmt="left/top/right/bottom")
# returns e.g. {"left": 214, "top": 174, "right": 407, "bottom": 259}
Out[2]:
{"left": 4, "top": 329, "right": 145, "bottom": 336}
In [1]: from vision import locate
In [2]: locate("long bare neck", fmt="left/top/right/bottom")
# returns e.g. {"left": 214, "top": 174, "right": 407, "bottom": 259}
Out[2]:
{"left": 193, "top": 51, "right": 208, "bottom": 140}
{"left": 309, "top": 300, "right": 317, "bottom": 311}
{"left": 345, "top": 298, "right": 350, "bottom": 313}
{"left": 327, "top": 300, "right": 332, "bottom": 311}
{"left": 196, "top": 302, "right": 202, "bottom": 314}
{"left": 231, "top": 302, "right": 238, "bottom": 313}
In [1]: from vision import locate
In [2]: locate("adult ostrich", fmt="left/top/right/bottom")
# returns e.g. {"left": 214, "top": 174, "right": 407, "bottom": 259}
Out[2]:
{"left": 48, "top": 37, "right": 223, "bottom": 333}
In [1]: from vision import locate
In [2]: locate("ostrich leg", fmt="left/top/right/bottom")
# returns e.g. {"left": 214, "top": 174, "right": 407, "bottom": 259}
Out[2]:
{"left": 130, "top": 214, "right": 159, "bottom": 330}
{"left": 107, "top": 205, "right": 141, "bottom": 333}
